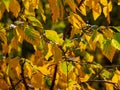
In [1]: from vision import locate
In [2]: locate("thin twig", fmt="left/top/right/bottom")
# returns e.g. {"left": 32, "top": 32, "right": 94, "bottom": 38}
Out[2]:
{"left": 20, "top": 59, "right": 29, "bottom": 90}
{"left": 50, "top": 64, "right": 58, "bottom": 90}
{"left": 9, "top": 77, "right": 15, "bottom": 90}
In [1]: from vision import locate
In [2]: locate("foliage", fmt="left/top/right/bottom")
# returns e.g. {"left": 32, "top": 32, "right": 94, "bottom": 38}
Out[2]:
{"left": 0, "top": 0, "right": 120, "bottom": 90}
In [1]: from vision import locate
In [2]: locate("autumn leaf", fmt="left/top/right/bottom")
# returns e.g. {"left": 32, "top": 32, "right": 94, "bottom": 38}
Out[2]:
{"left": 66, "top": 0, "right": 77, "bottom": 13}
{"left": 111, "top": 33, "right": 120, "bottom": 50}
{"left": 52, "top": 45, "right": 62, "bottom": 63}
{"left": 45, "top": 30, "right": 60, "bottom": 44}
{"left": 9, "top": 0, "right": 20, "bottom": 17}
{"left": 102, "top": 39, "right": 116, "bottom": 62}
{"left": 68, "top": 13, "right": 86, "bottom": 28}
{"left": 92, "top": 3, "right": 102, "bottom": 20}
{"left": 60, "top": 61, "right": 73, "bottom": 76}
{"left": 0, "top": 1, "right": 6, "bottom": 19}
{"left": 2, "top": 0, "right": 11, "bottom": 12}
{"left": 118, "top": 0, "right": 120, "bottom": 5}
{"left": 48, "top": 0, "right": 60, "bottom": 23}
{"left": 31, "top": 72, "right": 42, "bottom": 88}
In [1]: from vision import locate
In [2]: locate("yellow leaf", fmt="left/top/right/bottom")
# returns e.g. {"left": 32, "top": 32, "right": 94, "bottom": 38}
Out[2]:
{"left": 2, "top": 0, "right": 11, "bottom": 12}
{"left": 118, "top": 0, "right": 120, "bottom": 5}
{"left": 9, "top": 57, "right": 21, "bottom": 78}
{"left": 68, "top": 13, "right": 86, "bottom": 28}
{"left": 112, "top": 69, "right": 120, "bottom": 83}
{"left": 9, "top": 0, "right": 20, "bottom": 17}
{"left": 79, "top": 2, "right": 86, "bottom": 16}
{"left": 105, "top": 83, "right": 113, "bottom": 90}
{"left": 108, "top": 1, "right": 112, "bottom": 12}
{"left": 31, "top": 72, "right": 42, "bottom": 88}
{"left": 45, "top": 30, "right": 60, "bottom": 44}
{"left": 38, "top": 64, "right": 50, "bottom": 75}
{"left": 52, "top": 45, "right": 62, "bottom": 63}
{"left": 100, "top": 0, "right": 108, "bottom": 6}
{"left": 45, "top": 43, "right": 53, "bottom": 60}
{"left": 0, "top": 2, "right": 6, "bottom": 19}
{"left": 48, "top": 0, "right": 60, "bottom": 23}
{"left": 66, "top": 0, "right": 77, "bottom": 13}
{"left": 22, "top": 0, "right": 39, "bottom": 16}
{"left": 86, "top": 0, "right": 92, "bottom": 9}
{"left": 24, "top": 63, "right": 33, "bottom": 78}
{"left": 92, "top": 3, "right": 102, "bottom": 20}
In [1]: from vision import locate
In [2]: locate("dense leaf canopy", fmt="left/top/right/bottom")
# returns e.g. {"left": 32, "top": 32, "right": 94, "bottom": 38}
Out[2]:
{"left": 0, "top": 0, "right": 120, "bottom": 90}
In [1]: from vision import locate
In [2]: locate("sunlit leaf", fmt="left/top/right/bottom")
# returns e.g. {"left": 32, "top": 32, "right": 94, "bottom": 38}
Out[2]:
{"left": 60, "top": 61, "right": 73, "bottom": 76}
{"left": 105, "top": 83, "right": 113, "bottom": 90}
{"left": 92, "top": 3, "right": 101, "bottom": 20}
{"left": 9, "top": 0, "right": 20, "bottom": 17}
{"left": 24, "top": 63, "right": 33, "bottom": 78}
{"left": 2, "top": 0, "right": 11, "bottom": 12}
{"left": 45, "top": 43, "right": 53, "bottom": 60}
{"left": 79, "top": 2, "right": 86, "bottom": 16}
{"left": 45, "top": 30, "right": 60, "bottom": 44}
{"left": 118, "top": 0, "right": 120, "bottom": 5}
{"left": 100, "top": 0, "right": 108, "bottom": 6}
{"left": 112, "top": 33, "right": 120, "bottom": 50}
{"left": 48, "top": 0, "right": 60, "bottom": 23}
{"left": 38, "top": 64, "right": 50, "bottom": 75}
{"left": 68, "top": 13, "right": 86, "bottom": 28}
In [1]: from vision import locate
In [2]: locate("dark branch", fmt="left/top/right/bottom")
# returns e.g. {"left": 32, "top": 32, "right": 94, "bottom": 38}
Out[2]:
{"left": 50, "top": 64, "right": 58, "bottom": 90}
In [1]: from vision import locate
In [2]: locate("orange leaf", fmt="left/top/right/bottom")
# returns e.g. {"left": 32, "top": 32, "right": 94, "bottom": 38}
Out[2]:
{"left": 92, "top": 3, "right": 102, "bottom": 20}
{"left": 31, "top": 72, "right": 42, "bottom": 88}
{"left": 48, "top": 0, "right": 60, "bottom": 23}
{"left": 9, "top": 0, "right": 20, "bottom": 17}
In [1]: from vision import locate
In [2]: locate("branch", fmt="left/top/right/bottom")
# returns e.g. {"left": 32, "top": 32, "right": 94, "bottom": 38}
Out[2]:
{"left": 50, "top": 64, "right": 58, "bottom": 90}
{"left": 9, "top": 77, "right": 15, "bottom": 90}
{"left": 86, "top": 80, "right": 116, "bottom": 85}
{"left": 83, "top": 80, "right": 120, "bottom": 90}
{"left": 20, "top": 59, "right": 29, "bottom": 90}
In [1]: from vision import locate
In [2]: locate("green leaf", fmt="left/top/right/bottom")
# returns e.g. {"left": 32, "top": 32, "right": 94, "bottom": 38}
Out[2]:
{"left": 60, "top": 62, "right": 73, "bottom": 76}
{"left": 112, "top": 33, "right": 120, "bottom": 50}
{"left": 45, "top": 30, "right": 60, "bottom": 44}
{"left": 2, "top": 0, "right": 11, "bottom": 12}
{"left": 101, "top": 69, "right": 112, "bottom": 79}
{"left": 6, "top": 65, "right": 10, "bottom": 75}
{"left": 25, "top": 26, "right": 36, "bottom": 41}
{"left": 39, "top": 39, "right": 45, "bottom": 50}
{"left": 102, "top": 39, "right": 116, "bottom": 62}
{"left": 27, "top": 16, "right": 43, "bottom": 28}
{"left": 83, "top": 64, "right": 90, "bottom": 74}
{"left": 112, "top": 26, "right": 120, "bottom": 32}
{"left": 45, "top": 78, "right": 51, "bottom": 88}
